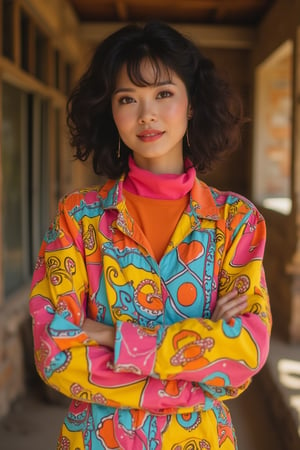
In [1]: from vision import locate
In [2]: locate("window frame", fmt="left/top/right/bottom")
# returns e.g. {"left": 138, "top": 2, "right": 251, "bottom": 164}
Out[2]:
{"left": 0, "top": 0, "right": 74, "bottom": 302}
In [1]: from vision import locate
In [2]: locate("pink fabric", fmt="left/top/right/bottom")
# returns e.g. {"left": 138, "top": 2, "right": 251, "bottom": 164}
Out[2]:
{"left": 123, "top": 156, "right": 196, "bottom": 199}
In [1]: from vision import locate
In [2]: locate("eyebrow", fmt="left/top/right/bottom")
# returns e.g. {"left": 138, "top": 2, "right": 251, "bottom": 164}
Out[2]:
{"left": 113, "top": 80, "right": 175, "bottom": 95}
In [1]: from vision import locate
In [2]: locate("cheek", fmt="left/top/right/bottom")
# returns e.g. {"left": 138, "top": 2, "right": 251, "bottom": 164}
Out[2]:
{"left": 113, "top": 109, "right": 135, "bottom": 133}
{"left": 113, "top": 111, "right": 127, "bottom": 132}
{"left": 164, "top": 100, "right": 189, "bottom": 123}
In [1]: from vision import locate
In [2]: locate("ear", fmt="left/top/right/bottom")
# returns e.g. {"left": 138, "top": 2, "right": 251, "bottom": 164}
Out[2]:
{"left": 187, "top": 105, "right": 193, "bottom": 119}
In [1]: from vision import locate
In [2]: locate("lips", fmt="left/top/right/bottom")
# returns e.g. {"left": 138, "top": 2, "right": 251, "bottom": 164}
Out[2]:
{"left": 137, "top": 129, "right": 164, "bottom": 142}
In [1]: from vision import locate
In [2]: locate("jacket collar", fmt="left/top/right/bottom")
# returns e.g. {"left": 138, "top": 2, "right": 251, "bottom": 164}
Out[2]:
{"left": 100, "top": 174, "right": 220, "bottom": 221}
{"left": 188, "top": 177, "right": 221, "bottom": 220}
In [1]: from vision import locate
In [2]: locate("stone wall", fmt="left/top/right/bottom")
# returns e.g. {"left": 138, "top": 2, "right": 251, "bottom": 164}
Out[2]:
{"left": 0, "top": 289, "right": 30, "bottom": 417}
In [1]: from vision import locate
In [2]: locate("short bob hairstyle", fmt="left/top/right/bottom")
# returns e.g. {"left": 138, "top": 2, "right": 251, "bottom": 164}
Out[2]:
{"left": 67, "top": 21, "right": 245, "bottom": 179}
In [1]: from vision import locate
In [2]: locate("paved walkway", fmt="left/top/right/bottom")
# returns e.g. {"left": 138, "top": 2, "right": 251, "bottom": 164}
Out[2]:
{"left": 1, "top": 335, "right": 299, "bottom": 449}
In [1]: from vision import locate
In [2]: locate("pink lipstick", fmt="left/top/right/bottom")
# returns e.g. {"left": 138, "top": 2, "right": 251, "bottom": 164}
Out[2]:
{"left": 137, "top": 129, "right": 164, "bottom": 142}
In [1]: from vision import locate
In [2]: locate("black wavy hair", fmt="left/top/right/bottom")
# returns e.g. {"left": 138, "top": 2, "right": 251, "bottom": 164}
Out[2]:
{"left": 66, "top": 21, "right": 245, "bottom": 178}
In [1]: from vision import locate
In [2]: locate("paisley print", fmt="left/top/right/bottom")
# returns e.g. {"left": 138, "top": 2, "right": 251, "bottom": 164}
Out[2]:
{"left": 29, "top": 176, "right": 271, "bottom": 449}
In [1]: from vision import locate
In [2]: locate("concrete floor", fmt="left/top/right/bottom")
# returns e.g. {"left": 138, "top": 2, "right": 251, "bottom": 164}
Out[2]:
{"left": 0, "top": 378, "right": 283, "bottom": 450}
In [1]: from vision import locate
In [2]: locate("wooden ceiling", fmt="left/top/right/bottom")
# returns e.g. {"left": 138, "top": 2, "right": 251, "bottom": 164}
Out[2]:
{"left": 67, "top": 0, "right": 275, "bottom": 26}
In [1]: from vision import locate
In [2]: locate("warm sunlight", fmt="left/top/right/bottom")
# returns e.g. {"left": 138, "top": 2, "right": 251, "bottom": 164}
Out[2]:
{"left": 253, "top": 40, "right": 293, "bottom": 215}
{"left": 278, "top": 358, "right": 300, "bottom": 436}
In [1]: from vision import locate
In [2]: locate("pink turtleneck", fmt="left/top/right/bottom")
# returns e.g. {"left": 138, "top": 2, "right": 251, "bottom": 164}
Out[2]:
{"left": 123, "top": 157, "right": 196, "bottom": 261}
{"left": 123, "top": 156, "right": 196, "bottom": 199}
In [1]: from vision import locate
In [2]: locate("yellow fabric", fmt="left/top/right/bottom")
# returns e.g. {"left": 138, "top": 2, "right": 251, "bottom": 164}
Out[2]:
{"left": 29, "top": 176, "right": 271, "bottom": 449}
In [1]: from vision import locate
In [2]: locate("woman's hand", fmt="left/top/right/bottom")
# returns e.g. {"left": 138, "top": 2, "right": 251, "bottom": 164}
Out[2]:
{"left": 211, "top": 289, "right": 247, "bottom": 322}
{"left": 82, "top": 318, "right": 115, "bottom": 348}
{"left": 82, "top": 290, "right": 247, "bottom": 345}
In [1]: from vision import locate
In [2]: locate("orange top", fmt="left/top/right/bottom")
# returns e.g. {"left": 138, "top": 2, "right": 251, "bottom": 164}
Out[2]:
{"left": 124, "top": 189, "right": 189, "bottom": 262}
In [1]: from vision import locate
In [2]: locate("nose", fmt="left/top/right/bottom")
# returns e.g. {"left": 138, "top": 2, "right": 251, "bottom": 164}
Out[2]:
{"left": 138, "top": 102, "right": 157, "bottom": 124}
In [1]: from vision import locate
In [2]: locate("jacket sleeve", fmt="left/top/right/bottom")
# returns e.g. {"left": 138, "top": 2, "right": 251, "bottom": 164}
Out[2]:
{"left": 30, "top": 196, "right": 212, "bottom": 414}
{"left": 113, "top": 204, "right": 271, "bottom": 402}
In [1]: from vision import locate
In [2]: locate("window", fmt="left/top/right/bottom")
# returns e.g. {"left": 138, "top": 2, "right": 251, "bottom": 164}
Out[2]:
{"left": 29, "top": 95, "right": 51, "bottom": 266}
{"left": 2, "top": 0, "right": 14, "bottom": 60}
{"left": 0, "top": 0, "right": 74, "bottom": 293}
{"left": 253, "top": 40, "right": 293, "bottom": 215}
{"left": 1, "top": 82, "right": 30, "bottom": 296}
{"left": 54, "top": 108, "right": 62, "bottom": 202}
{"left": 54, "top": 49, "right": 61, "bottom": 89}
{"left": 65, "top": 62, "right": 73, "bottom": 96}
{"left": 35, "top": 27, "right": 48, "bottom": 82}
{"left": 20, "top": 9, "right": 30, "bottom": 71}
{"left": 1, "top": 83, "right": 52, "bottom": 293}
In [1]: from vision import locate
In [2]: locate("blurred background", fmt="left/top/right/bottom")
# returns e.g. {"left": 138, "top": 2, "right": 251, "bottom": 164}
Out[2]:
{"left": 0, "top": 0, "right": 300, "bottom": 448}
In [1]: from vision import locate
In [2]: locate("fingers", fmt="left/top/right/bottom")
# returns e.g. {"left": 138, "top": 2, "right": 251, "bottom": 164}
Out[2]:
{"left": 221, "top": 295, "right": 247, "bottom": 322}
{"left": 211, "top": 289, "right": 248, "bottom": 322}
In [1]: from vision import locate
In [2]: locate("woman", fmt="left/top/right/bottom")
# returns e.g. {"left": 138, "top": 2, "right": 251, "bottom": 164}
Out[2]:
{"left": 30, "top": 21, "right": 271, "bottom": 449}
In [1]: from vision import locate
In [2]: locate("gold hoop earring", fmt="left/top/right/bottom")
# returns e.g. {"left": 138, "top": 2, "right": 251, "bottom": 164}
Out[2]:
{"left": 186, "top": 128, "right": 190, "bottom": 148}
{"left": 117, "top": 137, "right": 121, "bottom": 158}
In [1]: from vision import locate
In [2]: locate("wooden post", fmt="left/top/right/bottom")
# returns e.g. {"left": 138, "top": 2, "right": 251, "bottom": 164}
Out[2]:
{"left": 12, "top": 0, "right": 21, "bottom": 66}
{"left": 0, "top": 0, "right": 3, "bottom": 56}
{"left": 0, "top": 74, "right": 3, "bottom": 307}
{"left": 286, "top": 28, "right": 300, "bottom": 342}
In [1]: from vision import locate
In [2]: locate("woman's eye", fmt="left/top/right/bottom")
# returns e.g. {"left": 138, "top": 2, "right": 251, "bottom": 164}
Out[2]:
{"left": 157, "top": 91, "right": 172, "bottom": 99}
{"left": 119, "top": 96, "right": 135, "bottom": 104}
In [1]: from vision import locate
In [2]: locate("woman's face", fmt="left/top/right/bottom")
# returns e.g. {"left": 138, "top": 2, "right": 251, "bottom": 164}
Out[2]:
{"left": 111, "top": 59, "right": 191, "bottom": 174}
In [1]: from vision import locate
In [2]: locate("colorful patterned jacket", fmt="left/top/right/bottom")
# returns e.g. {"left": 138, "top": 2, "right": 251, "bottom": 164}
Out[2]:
{"left": 29, "top": 175, "right": 271, "bottom": 450}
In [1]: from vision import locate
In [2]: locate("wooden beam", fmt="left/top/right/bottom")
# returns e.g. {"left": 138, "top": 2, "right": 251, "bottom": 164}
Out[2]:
{"left": 0, "top": 0, "right": 3, "bottom": 56}
{"left": 112, "top": 0, "right": 266, "bottom": 7}
{"left": 13, "top": 0, "right": 21, "bottom": 66}
{"left": 0, "top": 72, "right": 3, "bottom": 306}
{"left": 115, "top": 1, "right": 128, "bottom": 21}
{"left": 0, "top": 56, "right": 66, "bottom": 107}
{"left": 27, "top": 19, "right": 35, "bottom": 75}
{"left": 80, "top": 22, "right": 256, "bottom": 49}
{"left": 175, "top": 0, "right": 267, "bottom": 8}
{"left": 22, "top": 0, "right": 84, "bottom": 62}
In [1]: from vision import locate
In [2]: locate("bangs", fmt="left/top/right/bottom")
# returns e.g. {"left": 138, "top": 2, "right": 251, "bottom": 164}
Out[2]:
{"left": 123, "top": 46, "right": 173, "bottom": 86}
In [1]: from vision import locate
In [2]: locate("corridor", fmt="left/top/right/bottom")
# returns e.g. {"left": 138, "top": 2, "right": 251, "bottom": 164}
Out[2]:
{"left": 1, "top": 2, "right": 300, "bottom": 449}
